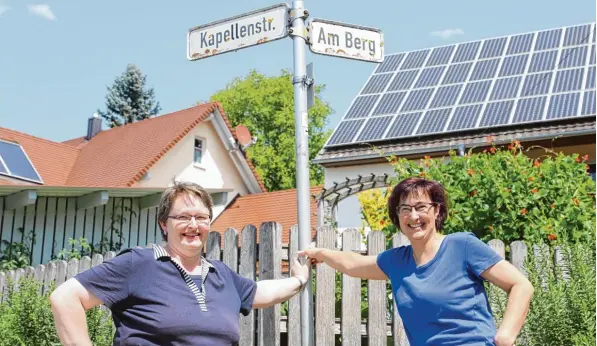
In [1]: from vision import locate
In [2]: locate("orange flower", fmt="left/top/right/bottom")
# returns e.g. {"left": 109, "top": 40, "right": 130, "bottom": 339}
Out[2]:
{"left": 575, "top": 156, "right": 581, "bottom": 163}
{"left": 488, "top": 225, "right": 494, "bottom": 231}
{"left": 467, "top": 168, "right": 474, "bottom": 176}
{"left": 520, "top": 208, "right": 528, "bottom": 215}
{"left": 489, "top": 147, "right": 496, "bottom": 154}
{"left": 572, "top": 198, "right": 580, "bottom": 206}
{"left": 485, "top": 135, "right": 495, "bottom": 144}
{"left": 548, "top": 233, "right": 557, "bottom": 241}
{"left": 533, "top": 160, "right": 541, "bottom": 168}
{"left": 505, "top": 188, "right": 511, "bottom": 193}
{"left": 531, "top": 188, "right": 539, "bottom": 194}
{"left": 424, "top": 155, "right": 431, "bottom": 160}
{"left": 582, "top": 154, "right": 589, "bottom": 161}
{"left": 528, "top": 177, "right": 534, "bottom": 182}
{"left": 550, "top": 203, "right": 556, "bottom": 209}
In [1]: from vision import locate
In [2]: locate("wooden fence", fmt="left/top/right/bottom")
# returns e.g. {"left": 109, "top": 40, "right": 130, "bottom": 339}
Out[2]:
{"left": 1, "top": 223, "right": 539, "bottom": 346}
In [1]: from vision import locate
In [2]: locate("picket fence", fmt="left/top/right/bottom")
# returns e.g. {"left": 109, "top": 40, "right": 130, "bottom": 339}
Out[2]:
{"left": 1, "top": 223, "right": 538, "bottom": 346}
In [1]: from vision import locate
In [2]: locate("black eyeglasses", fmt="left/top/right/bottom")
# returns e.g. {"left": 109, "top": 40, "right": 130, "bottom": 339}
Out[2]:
{"left": 167, "top": 214, "right": 211, "bottom": 225}
{"left": 397, "top": 202, "right": 436, "bottom": 216}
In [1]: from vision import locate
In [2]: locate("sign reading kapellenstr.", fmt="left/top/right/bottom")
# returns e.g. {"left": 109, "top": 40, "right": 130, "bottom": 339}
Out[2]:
{"left": 308, "top": 19, "right": 384, "bottom": 63}
{"left": 187, "top": 3, "right": 289, "bottom": 60}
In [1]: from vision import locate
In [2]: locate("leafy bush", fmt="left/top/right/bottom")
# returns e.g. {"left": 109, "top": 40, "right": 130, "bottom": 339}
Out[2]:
{"left": 365, "top": 140, "right": 596, "bottom": 246}
{"left": 488, "top": 240, "right": 596, "bottom": 345}
{"left": 0, "top": 276, "right": 114, "bottom": 346}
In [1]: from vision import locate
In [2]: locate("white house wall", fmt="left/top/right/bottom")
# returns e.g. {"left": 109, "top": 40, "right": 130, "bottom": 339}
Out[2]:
{"left": 134, "top": 120, "right": 249, "bottom": 216}
{"left": 0, "top": 195, "right": 161, "bottom": 267}
{"left": 324, "top": 162, "right": 395, "bottom": 229}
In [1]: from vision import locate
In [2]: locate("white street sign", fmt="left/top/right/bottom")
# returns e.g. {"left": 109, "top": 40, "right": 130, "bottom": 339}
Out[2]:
{"left": 187, "top": 3, "right": 290, "bottom": 60}
{"left": 308, "top": 19, "right": 384, "bottom": 63}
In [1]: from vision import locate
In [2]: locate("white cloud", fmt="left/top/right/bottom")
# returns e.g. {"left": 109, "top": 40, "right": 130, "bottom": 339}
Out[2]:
{"left": 430, "top": 28, "right": 464, "bottom": 39}
{"left": 27, "top": 4, "right": 56, "bottom": 21}
{"left": 0, "top": 5, "right": 11, "bottom": 16}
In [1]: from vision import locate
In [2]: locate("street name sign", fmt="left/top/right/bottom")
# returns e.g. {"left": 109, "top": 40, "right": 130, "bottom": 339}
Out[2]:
{"left": 308, "top": 19, "right": 384, "bottom": 63}
{"left": 187, "top": 3, "right": 290, "bottom": 60}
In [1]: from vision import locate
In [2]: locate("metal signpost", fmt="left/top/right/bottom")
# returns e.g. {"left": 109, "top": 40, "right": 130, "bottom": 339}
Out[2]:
{"left": 187, "top": 3, "right": 384, "bottom": 345}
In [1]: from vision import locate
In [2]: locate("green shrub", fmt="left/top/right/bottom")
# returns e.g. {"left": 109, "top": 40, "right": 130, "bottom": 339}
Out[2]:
{"left": 488, "top": 240, "right": 596, "bottom": 345}
{"left": 385, "top": 140, "right": 596, "bottom": 246}
{"left": 0, "top": 277, "right": 114, "bottom": 346}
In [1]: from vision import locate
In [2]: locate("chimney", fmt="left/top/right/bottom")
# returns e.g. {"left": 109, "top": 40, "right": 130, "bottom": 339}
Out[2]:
{"left": 86, "top": 113, "right": 102, "bottom": 140}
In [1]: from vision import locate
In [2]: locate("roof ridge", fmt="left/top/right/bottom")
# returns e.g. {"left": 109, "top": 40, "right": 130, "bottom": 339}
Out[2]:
{"left": 0, "top": 126, "right": 82, "bottom": 152}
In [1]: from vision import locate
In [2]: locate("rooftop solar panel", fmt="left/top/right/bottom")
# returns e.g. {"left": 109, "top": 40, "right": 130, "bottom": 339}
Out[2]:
{"left": 0, "top": 140, "right": 43, "bottom": 184}
{"left": 326, "top": 22, "right": 596, "bottom": 148}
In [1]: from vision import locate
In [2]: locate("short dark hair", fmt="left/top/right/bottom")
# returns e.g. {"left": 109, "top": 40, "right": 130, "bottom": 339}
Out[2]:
{"left": 157, "top": 180, "right": 213, "bottom": 240}
{"left": 387, "top": 177, "right": 449, "bottom": 231}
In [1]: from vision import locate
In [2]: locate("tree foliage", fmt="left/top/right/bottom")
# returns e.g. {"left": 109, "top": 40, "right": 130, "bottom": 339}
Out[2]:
{"left": 209, "top": 69, "right": 333, "bottom": 191}
{"left": 97, "top": 64, "right": 161, "bottom": 128}
{"left": 359, "top": 139, "right": 596, "bottom": 246}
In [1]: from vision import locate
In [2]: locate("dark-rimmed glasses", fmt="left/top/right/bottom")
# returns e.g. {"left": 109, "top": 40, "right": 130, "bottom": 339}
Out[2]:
{"left": 397, "top": 202, "right": 436, "bottom": 216}
{"left": 167, "top": 214, "right": 211, "bottom": 225}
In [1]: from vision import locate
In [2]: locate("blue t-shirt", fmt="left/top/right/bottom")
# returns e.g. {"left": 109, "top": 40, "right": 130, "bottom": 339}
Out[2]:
{"left": 74, "top": 245, "right": 257, "bottom": 346}
{"left": 377, "top": 232, "right": 503, "bottom": 346}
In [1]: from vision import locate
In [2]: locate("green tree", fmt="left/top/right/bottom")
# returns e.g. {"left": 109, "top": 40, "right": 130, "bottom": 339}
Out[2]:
{"left": 209, "top": 69, "right": 333, "bottom": 191}
{"left": 98, "top": 64, "right": 161, "bottom": 128}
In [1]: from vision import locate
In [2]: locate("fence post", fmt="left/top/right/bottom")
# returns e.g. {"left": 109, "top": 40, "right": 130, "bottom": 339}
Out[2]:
{"left": 367, "top": 230, "right": 387, "bottom": 344}
{"left": 44, "top": 261, "right": 57, "bottom": 294}
{"left": 206, "top": 231, "right": 221, "bottom": 261}
{"left": 510, "top": 241, "right": 528, "bottom": 277}
{"left": 0, "top": 271, "right": 5, "bottom": 304}
{"left": 315, "top": 226, "right": 337, "bottom": 346}
{"left": 239, "top": 225, "right": 257, "bottom": 346}
{"left": 341, "top": 228, "right": 362, "bottom": 346}
{"left": 258, "top": 222, "right": 282, "bottom": 346}
{"left": 488, "top": 239, "right": 505, "bottom": 259}
{"left": 554, "top": 246, "right": 570, "bottom": 282}
{"left": 392, "top": 232, "right": 410, "bottom": 346}
{"left": 223, "top": 228, "right": 239, "bottom": 272}
{"left": 287, "top": 225, "right": 301, "bottom": 346}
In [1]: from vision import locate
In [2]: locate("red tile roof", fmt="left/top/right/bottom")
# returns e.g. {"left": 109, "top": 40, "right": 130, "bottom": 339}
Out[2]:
{"left": 211, "top": 185, "right": 323, "bottom": 244}
{"left": 0, "top": 103, "right": 266, "bottom": 191}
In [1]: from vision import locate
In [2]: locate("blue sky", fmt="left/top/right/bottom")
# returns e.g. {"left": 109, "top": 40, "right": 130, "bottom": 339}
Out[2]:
{"left": 0, "top": 0, "right": 594, "bottom": 142}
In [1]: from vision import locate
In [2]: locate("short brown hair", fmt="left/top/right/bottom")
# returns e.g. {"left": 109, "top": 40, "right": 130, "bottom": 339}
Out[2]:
{"left": 157, "top": 180, "right": 213, "bottom": 240}
{"left": 387, "top": 177, "right": 449, "bottom": 231}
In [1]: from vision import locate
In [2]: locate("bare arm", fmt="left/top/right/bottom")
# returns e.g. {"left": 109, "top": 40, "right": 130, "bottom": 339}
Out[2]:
{"left": 252, "top": 257, "right": 309, "bottom": 309}
{"left": 299, "top": 248, "right": 388, "bottom": 280}
{"left": 49, "top": 278, "right": 103, "bottom": 346}
{"left": 481, "top": 260, "right": 534, "bottom": 346}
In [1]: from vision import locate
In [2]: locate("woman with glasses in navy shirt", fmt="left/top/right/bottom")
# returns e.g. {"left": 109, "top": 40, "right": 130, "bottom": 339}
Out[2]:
{"left": 300, "top": 177, "right": 534, "bottom": 346}
{"left": 50, "top": 181, "right": 310, "bottom": 345}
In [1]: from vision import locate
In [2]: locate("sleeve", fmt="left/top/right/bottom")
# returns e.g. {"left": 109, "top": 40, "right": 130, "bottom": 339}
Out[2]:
{"left": 465, "top": 232, "right": 503, "bottom": 278}
{"left": 376, "top": 247, "right": 402, "bottom": 278}
{"left": 73, "top": 249, "right": 132, "bottom": 308}
{"left": 228, "top": 268, "right": 258, "bottom": 316}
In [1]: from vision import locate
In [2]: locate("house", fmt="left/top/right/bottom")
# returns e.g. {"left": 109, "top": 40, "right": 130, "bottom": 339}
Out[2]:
{"left": 314, "top": 22, "right": 596, "bottom": 228}
{"left": 0, "top": 102, "right": 266, "bottom": 266}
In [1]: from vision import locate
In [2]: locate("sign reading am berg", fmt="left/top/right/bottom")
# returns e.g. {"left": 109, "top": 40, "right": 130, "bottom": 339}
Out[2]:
{"left": 187, "top": 3, "right": 290, "bottom": 60}
{"left": 308, "top": 19, "right": 384, "bottom": 63}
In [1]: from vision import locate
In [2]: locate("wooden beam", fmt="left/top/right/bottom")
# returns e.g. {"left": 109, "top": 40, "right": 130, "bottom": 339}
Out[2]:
{"left": 138, "top": 193, "right": 161, "bottom": 210}
{"left": 5, "top": 190, "right": 37, "bottom": 210}
{"left": 77, "top": 191, "right": 108, "bottom": 210}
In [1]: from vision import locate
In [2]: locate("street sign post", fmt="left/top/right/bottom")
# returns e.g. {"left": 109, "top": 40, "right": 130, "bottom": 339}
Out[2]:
{"left": 308, "top": 19, "right": 384, "bottom": 63}
{"left": 187, "top": 3, "right": 289, "bottom": 60}
{"left": 187, "top": 4, "right": 383, "bottom": 345}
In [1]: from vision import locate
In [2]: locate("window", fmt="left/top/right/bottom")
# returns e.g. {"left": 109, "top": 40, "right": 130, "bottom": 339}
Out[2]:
{"left": 211, "top": 192, "right": 228, "bottom": 206}
{"left": 589, "top": 163, "right": 596, "bottom": 181}
{"left": 194, "top": 138, "right": 203, "bottom": 165}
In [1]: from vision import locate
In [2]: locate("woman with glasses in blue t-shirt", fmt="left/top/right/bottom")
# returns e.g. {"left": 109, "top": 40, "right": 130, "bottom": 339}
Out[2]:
{"left": 300, "top": 177, "right": 534, "bottom": 346}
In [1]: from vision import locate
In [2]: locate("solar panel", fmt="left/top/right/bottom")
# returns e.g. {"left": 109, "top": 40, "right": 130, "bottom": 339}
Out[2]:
{"left": 372, "top": 92, "right": 406, "bottom": 115}
{"left": 385, "top": 112, "right": 421, "bottom": 137}
{"left": 490, "top": 76, "right": 522, "bottom": 100}
{"left": 416, "top": 108, "right": 452, "bottom": 134}
{"left": 582, "top": 90, "right": 596, "bottom": 115}
{"left": 528, "top": 50, "right": 558, "bottom": 72}
{"left": 547, "top": 92, "right": 580, "bottom": 119}
{"left": 401, "top": 50, "right": 430, "bottom": 70}
{"left": 559, "top": 46, "right": 588, "bottom": 69}
{"left": 374, "top": 53, "right": 405, "bottom": 73}
{"left": 447, "top": 104, "right": 483, "bottom": 131}
{"left": 479, "top": 100, "right": 514, "bottom": 127}
{"left": 507, "top": 33, "right": 534, "bottom": 54}
{"left": 325, "top": 22, "right": 596, "bottom": 147}
{"left": 426, "top": 46, "right": 455, "bottom": 66}
{"left": 512, "top": 96, "right": 547, "bottom": 123}
{"left": 0, "top": 140, "right": 43, "bottom": 183}
{"left": 361, "top": 74, "right": 393, "bottom": 94}
{"left": 414, "top": 66, "right": 446, "bottom": 88}
{"left": 357, "top": 116, "right": 393, "bottom": 141}
{"left": 430, "top": 84, "right": 463, "bottom": 108}
{"left": 553, "top": 68, "right": 584, "bottom": 92}
{"left": 387, "top": 70, "right": 418, "bottom": 91}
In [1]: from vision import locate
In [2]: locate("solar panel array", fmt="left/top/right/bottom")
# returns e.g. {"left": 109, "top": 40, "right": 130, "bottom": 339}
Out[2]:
{"left": 0, "top": 140, "right": 43, "bottom": 184}
{"left": 326, "top": 23, "right": 597, "bottom": 147}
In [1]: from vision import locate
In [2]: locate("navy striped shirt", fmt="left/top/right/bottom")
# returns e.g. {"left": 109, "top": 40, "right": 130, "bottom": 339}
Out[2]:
{"left": 74, "top": 245, "right": 257, "bottom": 345}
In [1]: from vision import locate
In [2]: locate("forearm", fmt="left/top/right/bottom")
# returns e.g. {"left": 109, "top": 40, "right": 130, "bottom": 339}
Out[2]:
{"left": 497, "top": 282, "right": 533, "bottom": 341}
{"left": 318, "top": 249, "right": 362, "bottom": 276}
{"left": 253, "top": 277, "right": 303, "bottom": 308}
{"left": 50, "top": 295, "right": 93, "bottom": 346}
